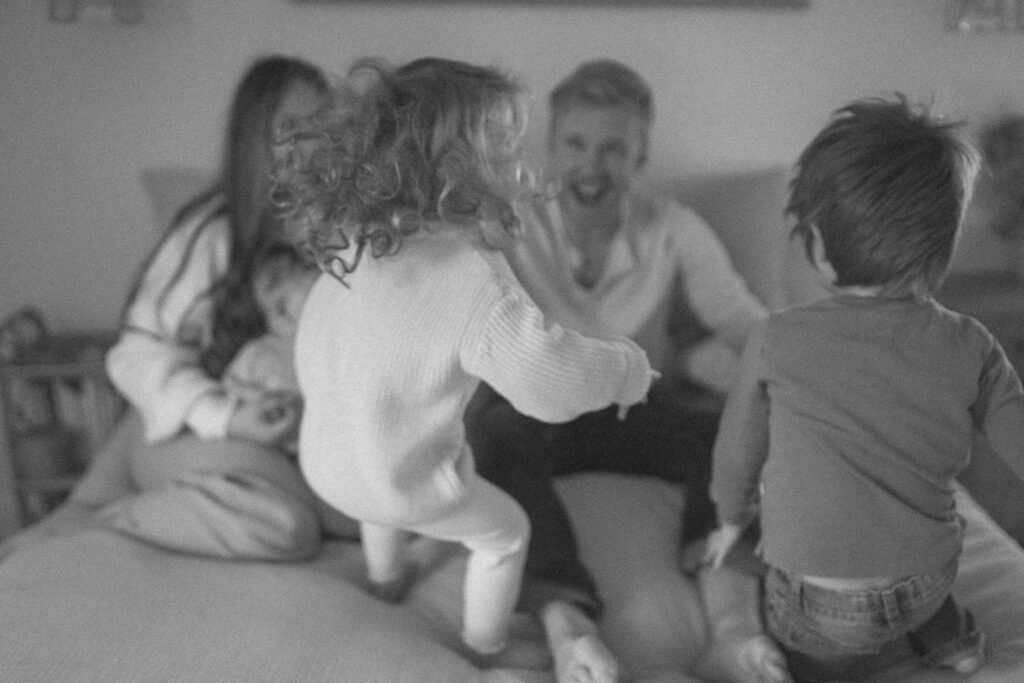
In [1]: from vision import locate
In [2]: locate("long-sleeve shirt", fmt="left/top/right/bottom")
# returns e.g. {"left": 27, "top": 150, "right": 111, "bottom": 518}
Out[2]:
{"left": 106, "top": 198, "right": 237, "bottom": 443}
{"left": 503, "top": 189, "right": 766, "bottom": 384}
{"left": 711, "top": 295, "right": 1024, "bottom": 578}
{"left": 296, "top": 227, "right": 654, "bottom": 526}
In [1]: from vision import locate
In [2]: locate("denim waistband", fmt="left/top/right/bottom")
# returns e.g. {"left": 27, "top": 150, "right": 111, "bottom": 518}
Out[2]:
{"left": 769, "top": 559, "right": 958, "bottom": 614}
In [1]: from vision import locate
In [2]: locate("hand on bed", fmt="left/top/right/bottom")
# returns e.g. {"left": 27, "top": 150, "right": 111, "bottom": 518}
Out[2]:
{"left": 227, "top": 389, "right": 302, "bottom": 448}
{"left": 702, "top": 523, "right": 744, "bottom": 571}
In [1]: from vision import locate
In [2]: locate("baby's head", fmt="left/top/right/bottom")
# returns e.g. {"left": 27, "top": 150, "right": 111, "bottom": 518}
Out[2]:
{"left": 253, "top": 249, "right": 318, "bottom": 338}
{"left": 273, "top": 56, "right": 530, "bottom": 280}
{"left": 787, "top": 94, "right": 980, "bottom": 297}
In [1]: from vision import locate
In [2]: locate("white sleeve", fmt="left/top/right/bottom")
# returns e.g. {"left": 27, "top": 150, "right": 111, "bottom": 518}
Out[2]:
{"left": 105, "top": 213, "right": 235, "bottom": 443}
{"left": 671, "top": 204, "right": 767, "bottom": 352}
{"left": 461, "top": 264, "right": 654, "bottom": 423}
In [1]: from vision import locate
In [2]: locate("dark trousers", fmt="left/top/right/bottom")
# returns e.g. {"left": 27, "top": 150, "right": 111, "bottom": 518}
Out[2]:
{"left": 465, "top": 380, "right": 720, "bottom": 619}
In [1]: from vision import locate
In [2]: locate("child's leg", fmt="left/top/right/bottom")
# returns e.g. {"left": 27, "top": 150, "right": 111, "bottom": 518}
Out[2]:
{"left": 763, "top": 567, "right": 948, "bottom": 682}
{"left": 412, "top": 478, "right": 535, "bottom": 659}
{"left": 467, "top": 384, "right": 602, "bottom": 618}
{"left": 908, "top": 594, "right": 985, "bottom": 674}
{"left": 359, "top": 521, "right": 414, "bottom": 603}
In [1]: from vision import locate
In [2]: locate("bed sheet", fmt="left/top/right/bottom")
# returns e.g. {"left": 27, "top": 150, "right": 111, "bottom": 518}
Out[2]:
{"left": 1, "top": 473, "right": 1023, "bottom": 682}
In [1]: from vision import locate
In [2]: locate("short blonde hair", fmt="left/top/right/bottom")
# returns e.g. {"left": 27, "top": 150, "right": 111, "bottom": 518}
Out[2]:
{"left": 548, "top": 60, "right": 653, "bottom": 160}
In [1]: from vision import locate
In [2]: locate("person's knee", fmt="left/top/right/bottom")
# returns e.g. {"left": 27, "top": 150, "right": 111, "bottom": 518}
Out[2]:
{"left": 215, "top": 473, "right": 323, "bottom": 560}
{"left": 249, "top": 488, "right": 322, "bottom": 560}
{"left": 469, "top": 409, "right": 550, "bottom": 482}
{"left": 466, "top": 502, "right": 530, "bottom": 561}
{"left": 500, "top": 503, "right": 532, "bottom": 559}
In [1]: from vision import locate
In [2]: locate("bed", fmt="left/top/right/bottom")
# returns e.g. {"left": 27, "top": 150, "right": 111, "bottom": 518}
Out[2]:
{"left": 1, "top": 167, "right": 1023, "bottom": 682}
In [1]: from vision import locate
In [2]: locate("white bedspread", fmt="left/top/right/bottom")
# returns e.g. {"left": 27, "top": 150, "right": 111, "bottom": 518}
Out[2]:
{"left": 0, "top": 474, "right": 1022, "bottom": 682}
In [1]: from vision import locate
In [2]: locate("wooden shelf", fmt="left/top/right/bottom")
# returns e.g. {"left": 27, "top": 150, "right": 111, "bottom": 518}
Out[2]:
{"left": 0, "top": 331, "right": 121, "bottom": 537}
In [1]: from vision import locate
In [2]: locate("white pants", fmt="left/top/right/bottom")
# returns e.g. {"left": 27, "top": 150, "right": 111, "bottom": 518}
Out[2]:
{"left": 360, "top": 478, "right": 530, "bottom": 655}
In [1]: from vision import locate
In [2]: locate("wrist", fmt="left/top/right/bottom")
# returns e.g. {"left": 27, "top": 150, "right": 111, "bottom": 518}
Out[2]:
{"left": 187, "top": 388, "right": 236, "bottom": 439}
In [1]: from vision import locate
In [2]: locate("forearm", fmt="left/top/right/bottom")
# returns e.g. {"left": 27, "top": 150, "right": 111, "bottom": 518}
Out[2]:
{"left": 107, "top": 333, "right": 231, "bottom": 442}
{"left": 710, "top": 324, "right": 770, "bottom": 526}
{"left": 466, "top": 292, "right": 654, "bottom": 423}
{"left": 676, "top": 212, "right": 767, "bottom": 354}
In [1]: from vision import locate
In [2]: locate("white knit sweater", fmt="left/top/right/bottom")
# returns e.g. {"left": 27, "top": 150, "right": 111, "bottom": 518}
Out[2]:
{"left": 106, "top": 198, "right": 237, "bottom": 443}
{"left": 296, "top": 227, "right": 654, "bottom": 525}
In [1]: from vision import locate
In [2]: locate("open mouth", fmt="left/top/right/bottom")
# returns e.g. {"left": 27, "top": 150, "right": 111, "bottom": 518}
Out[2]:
{"left": 567, "top": 176, "right": 611, "bottom": 207}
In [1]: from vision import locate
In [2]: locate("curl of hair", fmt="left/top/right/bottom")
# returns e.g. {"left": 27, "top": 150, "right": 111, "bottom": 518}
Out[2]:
{"left": 271, "top": 57, "right": 533, "bottom": 284}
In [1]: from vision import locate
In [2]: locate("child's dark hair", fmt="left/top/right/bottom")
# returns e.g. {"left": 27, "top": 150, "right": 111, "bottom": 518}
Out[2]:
{"left": 121, "top": 55, "right": 328, "bottom": 378}
{"left": 787, "top": 94, "right": 980, "bottom": 296}
{"left": 271, "top": 57, "right": 530, "bottom": 283}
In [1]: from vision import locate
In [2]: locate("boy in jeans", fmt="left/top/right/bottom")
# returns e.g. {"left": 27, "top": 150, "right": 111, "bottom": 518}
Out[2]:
{"left": 705, "top": 94, "right": 1022, "bottom": 681}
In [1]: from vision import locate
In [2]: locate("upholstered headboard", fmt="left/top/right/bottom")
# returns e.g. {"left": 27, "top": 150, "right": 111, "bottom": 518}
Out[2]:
{"left": 675, "top": 166, "right": 826, "bottom": 311}
{"left": 142, "top": 164, "right": 823, "bottom": 311}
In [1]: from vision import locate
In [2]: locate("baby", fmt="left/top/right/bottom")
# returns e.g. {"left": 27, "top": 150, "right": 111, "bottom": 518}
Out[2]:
{"left": 223, "top": 251, "right": 317, "bottom": 452}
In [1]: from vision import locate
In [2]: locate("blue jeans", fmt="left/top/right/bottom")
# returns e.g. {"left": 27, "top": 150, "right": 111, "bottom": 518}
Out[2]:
{"left": 764, "top": 562, "right": 984, "bottom": 682}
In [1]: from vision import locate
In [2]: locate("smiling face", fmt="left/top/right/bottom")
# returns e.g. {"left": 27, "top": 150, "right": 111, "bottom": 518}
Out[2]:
{"left": 548, "top": 104, "right": 648, "bottom": 218}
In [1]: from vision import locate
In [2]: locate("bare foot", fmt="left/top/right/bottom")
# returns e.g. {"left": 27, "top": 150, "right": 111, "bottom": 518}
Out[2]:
{"left": 541, "top": 600, "right": 622, "bottom": 683}
{"left": 692, "top": 634, "right": 792, "bottom": 683}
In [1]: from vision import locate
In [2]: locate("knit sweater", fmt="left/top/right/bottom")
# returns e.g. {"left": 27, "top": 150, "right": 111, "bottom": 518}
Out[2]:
{"left": 106, "top": 197, "right": 237, "bottom": 443}
{"left": 296, "top": 227, "right": 654, "bottom": 525}
{"left": 711, "top": 295, "right": 1024, "bottom": 577}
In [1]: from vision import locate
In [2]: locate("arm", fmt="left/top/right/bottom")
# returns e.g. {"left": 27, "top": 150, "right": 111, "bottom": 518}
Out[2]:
{"left": 500, "top": 203, "right": 619, "bottom": 342}
{"left": 106, "top": 213, "right": 235, "bottom": 443}
{"left": 671, "top": 205, "right": 767, "bottom": 354}
{"left": 461, "top": 260, "right": 655, "bottom": 424}
{"left": 706, "top": 321, "right": 771, "bottom": 566}
{"left": 972, "top": 337, "right": 1024, "bottom": 482}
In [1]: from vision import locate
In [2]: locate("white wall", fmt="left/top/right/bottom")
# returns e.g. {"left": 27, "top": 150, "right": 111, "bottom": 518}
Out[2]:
{"left": 2, "top": 0, "right": 1023, "bottom": 331}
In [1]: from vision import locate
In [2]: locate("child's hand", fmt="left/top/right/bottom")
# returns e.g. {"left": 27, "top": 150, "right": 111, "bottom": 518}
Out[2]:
{"left": 227, "top": 390, "right": 303, "bottom": 447}
{"left": 703, "top": 523, "right": 744, "bottom": 571}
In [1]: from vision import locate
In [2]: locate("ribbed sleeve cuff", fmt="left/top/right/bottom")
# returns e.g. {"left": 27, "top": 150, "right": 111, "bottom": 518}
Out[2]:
{"left": 619, "top": 343, "right": 657, "bottom": 408}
